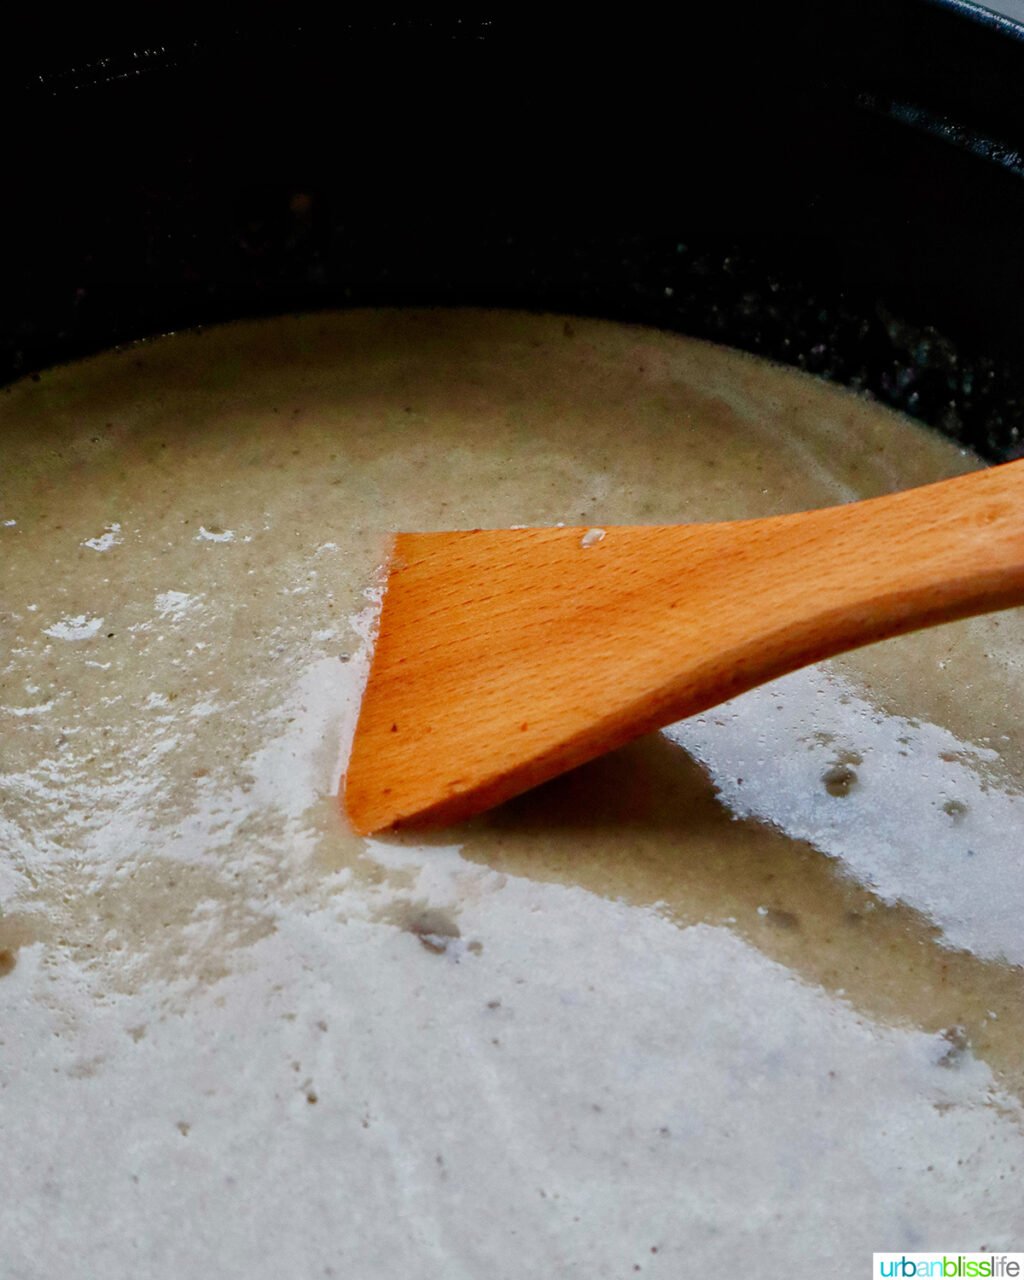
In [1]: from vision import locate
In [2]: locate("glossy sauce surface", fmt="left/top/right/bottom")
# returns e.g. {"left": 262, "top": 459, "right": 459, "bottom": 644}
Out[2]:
{"left": 1, "top": 311, "right": 1023, "bottom": 1274}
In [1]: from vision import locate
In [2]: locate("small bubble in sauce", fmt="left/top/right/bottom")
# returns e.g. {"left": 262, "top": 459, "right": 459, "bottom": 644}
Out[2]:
{"left": 822, "top": 763, "right": 858, "bottom": 797}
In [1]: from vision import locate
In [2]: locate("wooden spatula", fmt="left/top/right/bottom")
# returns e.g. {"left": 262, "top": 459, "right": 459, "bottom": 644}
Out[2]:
{"left": 344, "top": 458, "right": 1024, "bottom": 834}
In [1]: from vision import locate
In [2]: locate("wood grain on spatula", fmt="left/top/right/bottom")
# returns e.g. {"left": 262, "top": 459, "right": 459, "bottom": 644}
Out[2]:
{"left": 344, "top": 458, "right": 1024, "bottom": 834}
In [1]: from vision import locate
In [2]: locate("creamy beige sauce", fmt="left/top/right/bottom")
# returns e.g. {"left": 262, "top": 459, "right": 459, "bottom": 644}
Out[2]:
{"left": 1, "top": 310, "right": 1023, "bottom": 1273}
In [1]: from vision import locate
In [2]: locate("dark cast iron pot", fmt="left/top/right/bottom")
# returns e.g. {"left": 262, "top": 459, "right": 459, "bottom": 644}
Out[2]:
{"left": 2, "top": 2, "right": 1023, "bottom": 462}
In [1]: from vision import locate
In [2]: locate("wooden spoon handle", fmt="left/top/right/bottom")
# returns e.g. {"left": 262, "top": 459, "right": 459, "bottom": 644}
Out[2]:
{"left": 601, "top": 458, "right": 1024, "bottom": 745}
{"left": 718, "top": 457, "right": 1024, "bottom": 668}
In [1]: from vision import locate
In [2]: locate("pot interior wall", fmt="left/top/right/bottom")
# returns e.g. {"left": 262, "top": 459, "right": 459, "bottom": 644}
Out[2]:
{"left": 2, "top": 4, "right": 1023, "bottom": 460}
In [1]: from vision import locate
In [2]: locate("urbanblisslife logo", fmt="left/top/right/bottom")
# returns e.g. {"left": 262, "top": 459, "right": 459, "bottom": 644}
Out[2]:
{"left": 874, "top": 1256, "right": 1024, "bottom": 1277}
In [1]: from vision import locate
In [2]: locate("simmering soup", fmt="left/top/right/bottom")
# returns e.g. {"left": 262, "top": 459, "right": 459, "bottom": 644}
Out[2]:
{"left": 2, "top": 311, "right": 1022, "bottom": 1273}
